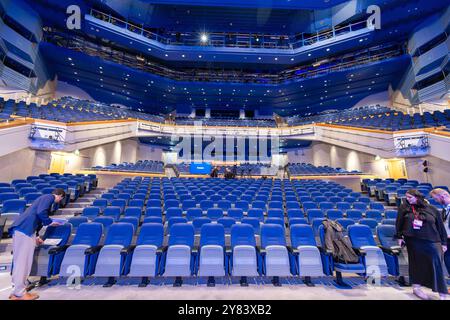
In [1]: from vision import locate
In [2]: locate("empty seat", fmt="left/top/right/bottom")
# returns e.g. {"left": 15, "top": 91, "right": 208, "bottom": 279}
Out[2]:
{"left": 58, "top": 222, "right": 103, "bottom": 278}
{"left": 200, "top": 200, "right": 214, "bottom": 211}
{"left": 93, "top": 222, "right": 134, "bottom": 286}
{"left": 103, "top": 207, "right": 122, "bottom": 221}
{"left": 162, "top": 223, "right": 195, "bottom": 286}
{"left": 92, "top": 199, "right": 108, "bottom": 213}
{"left": 186, "top": 208, "right": 203, "bottom": 221}
{"left": 207, "top": 208, "right": 224, "bottom": 220}
{"left": 192, "top": 217, "right": 212, "bottom": 234}
{"left": 365, "top": 210, "right": 383, "bottom": 222}
{"left": 290, "top": 224, "right": 326, "bottom": 282}
{"left": 145, "top": 207, "right": 162, "bottom": 218}
{"left": 306, "top": 209, "right": 324, "bottom": 223}
{"left": 346, "top": 209, "right": 363, "bottom": 221}
{"left": 267, "top": 209, "right": 284, "bottom": 219}
{"left": 227, "top": 208, "right": 244, "bottom": 221}
{"left": 261, "top": 224, "right": 291, "bottom": 285}
{"left": 81, "top": 207, "right": 100, "bottom": 219}
{"left": 125, "top": 223, "right": 164, "bottom": 285}
{"left": 217, "top": 217, "right": 236, "bottom": 233}
{"left": 124, "top": 207, "right": 142, "bottom": 218}
{"left": 197, "top": 223, "right": 226, "bottom": 285}
{"left": 230, "top": 224, "right": 259, "bottom": 286}
{"left": 326, "top": 209, "right": 344, "bottom": 220}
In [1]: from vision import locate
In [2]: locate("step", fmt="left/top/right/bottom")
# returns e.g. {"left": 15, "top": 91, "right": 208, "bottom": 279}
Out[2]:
{"left": 54, "top": 208, "right": 83, "bottom": 216}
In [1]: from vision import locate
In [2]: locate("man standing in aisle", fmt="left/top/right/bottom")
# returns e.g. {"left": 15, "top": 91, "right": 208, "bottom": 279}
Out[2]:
{"left": 8, "top": 188, "right": 66, "bottom": 300}
{"left": 430, "top": 188, "right": 450, "bottom": 292}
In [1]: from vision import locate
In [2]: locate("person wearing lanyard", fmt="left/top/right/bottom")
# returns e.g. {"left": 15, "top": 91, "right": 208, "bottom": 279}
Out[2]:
{"left": 395, "top": 189, "right": 448, "bottom": 300}
{"left": 430, "top": 188, "right": 450, "bottom": 278}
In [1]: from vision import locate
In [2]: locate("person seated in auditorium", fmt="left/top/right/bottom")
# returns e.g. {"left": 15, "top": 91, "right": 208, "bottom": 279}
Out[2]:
{"left": 395, "top": 189, "right": 448, "bottom": 300}
{"left": 210, "top": 166, "right": 219, "bottom": 178}
{"left": 224, "top": 168, "right": 234, "bottom": 179}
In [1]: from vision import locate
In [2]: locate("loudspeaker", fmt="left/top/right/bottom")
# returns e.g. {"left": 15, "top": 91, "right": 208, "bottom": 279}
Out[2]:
{"left": 422, "top": 160, "right": 429, "bottom": 173}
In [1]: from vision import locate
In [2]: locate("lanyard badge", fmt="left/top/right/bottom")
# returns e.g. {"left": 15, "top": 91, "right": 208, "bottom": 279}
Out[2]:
{"left": 412, "top": 206, "right": 423, "bottom": 230}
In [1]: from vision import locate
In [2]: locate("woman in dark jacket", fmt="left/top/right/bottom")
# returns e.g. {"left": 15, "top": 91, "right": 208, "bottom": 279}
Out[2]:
{"left": 395, "top": 189, "right": 448, "bottom": 300}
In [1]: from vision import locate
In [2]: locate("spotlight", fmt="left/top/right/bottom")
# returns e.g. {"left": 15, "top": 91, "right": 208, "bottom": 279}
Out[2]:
{"left": 200, "top": 33, "right": 208, "bottom": 43}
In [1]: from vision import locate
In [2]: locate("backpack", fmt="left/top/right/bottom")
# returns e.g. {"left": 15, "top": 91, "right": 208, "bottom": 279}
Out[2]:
{"left": 322, "top": 219, "right": 359, "bottom": 264}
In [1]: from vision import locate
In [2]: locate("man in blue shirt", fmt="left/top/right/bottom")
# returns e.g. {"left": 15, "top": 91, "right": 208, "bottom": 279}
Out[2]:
{"left": 8, "top": 188, "right": 65, "bottom": 300}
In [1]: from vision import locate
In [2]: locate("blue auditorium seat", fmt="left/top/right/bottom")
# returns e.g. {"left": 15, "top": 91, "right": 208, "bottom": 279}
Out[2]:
{"left": 217, "top": 217, "right": 236, "bottom": 233}
{"left": 326, "top": 209, "right": 344, "bottom": 220}
{"left": 287, "top": 209, "right": 304, "bottom": 220}
{"left": 162, "top": 223, "right": 195, "bottom": 286}
{"left": 241, "top": 217, "right": 261, "bottom": 235}
{"left": 260, "top": 224, "right": 291, "bottom": 285}
{"left": 247, "top": 208, "right": 264, "bottom": 222}
{"left": 93, "top": 217, "right": 115, "bottom": 232}
{"left": 92, "top": 222, "right": 134, "bottom": 286}
{"left": 192, "top": 217, "right": 212, "bottom": 234}
{"left": 306, "top": 209, "right": 324, "bottom": 223}
{"left": 81, "top": 207, "right": 100, "bottom": 219}
{"left": 119, "top": 217, "right": 139, "bottom": 233}
{"left": 267, "top": 208, "right": 284, "bottom": 219}
{"left": 124, "top": 207, "right": 142, "bottom": 219}
{"left": 230, "top": 224, "right": 260, "bottom": 286}
{"left": 197, "top": 223, "right": 227, "bottom": 285}
{"left": 103, "top": 207, "right": 122, "bottom": 221}
{"left": 227, "top": 208, "right": 244, "bottom": 221}
{"left": 125, "top": 223, "right": 164, "bottom": 285}
{"left": 346, "top": 210, "right": 363, "bottom": 221}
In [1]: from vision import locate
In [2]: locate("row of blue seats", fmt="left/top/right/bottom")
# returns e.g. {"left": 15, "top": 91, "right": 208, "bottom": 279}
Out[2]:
{"left": 32, "top": 221, "right": 402, "bottom": 287}
{"left": 288, "top": 163, "right": 361, "bottom": 175}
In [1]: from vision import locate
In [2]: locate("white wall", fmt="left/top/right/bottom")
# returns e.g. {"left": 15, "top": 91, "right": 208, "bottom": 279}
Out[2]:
{"left": 405, "top": 156, "right": 450, "bottom": 187}
{"left": 137, "top": 143, "right": 163, "bottom": 162}
{"left": 0, "top": 148, "right": 51, "bottom": 181}
{"left": 287, "top": 142, "right": 390, "bottom": 177}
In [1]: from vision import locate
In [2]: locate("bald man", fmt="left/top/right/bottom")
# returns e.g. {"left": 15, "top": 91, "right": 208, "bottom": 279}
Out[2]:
{"left": 430, "top": 188, "right": 450, "bottom": 276}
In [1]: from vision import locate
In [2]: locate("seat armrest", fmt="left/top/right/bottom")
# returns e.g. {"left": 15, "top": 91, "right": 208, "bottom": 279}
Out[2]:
{"left": 121, "top": 245, "right": 136, "bottom": 254}
{"left": 48, "top": 244, "right": 69, "bottom": 255}
{"left": 318, "top": 246, "right": 332, "bottom": 255}
{"left": 225, "top": 246, "right": 232, "bottom": 254}
{"left": 352, "top": 247, "right": 366, "bottom": 256}
{"left": 192, "top": 248, "right": 198, "bottom": 254}
{"left": 85, "top": 245, "right": 103, "bottom": 255}
{"left": 380, "top": 246, "right": 400, "bottom": 255}
{"left": 157, "top": 246, "right": 168, "bottom": 254}
{"left": 259, "top": 248, "right": 266, "bottom": 255}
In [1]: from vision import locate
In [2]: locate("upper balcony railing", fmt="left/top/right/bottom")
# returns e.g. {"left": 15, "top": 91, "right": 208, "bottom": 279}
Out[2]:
{"left": 90, "top": 8, "right": 369, "bottom": 51}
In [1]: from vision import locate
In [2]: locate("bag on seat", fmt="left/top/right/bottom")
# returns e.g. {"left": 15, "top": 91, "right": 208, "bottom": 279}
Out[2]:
{"left": 322, "top": 219, "right": 359, "bottom": 264}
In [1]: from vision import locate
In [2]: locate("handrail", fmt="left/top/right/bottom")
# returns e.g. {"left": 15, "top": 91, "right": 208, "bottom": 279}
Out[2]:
{"left": 89, "top": 8, "right": 369, "bottom": 50}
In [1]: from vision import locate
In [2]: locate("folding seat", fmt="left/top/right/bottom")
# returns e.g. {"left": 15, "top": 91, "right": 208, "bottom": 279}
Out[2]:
{"left": 343, "top": 196, "right": 357, "bottom": 204}
{"left": 365, "top": 210, "right": 383, "bottom": 222}
{"left": 24, "top": 192, "right": 42, "bottom": 205}
{"left": 265, "top": 217, "right": 285, "bottom": 230}
{"left": 306, "top": 209, "right": 324, "bottom": 223}
{"left": 318, "top": 225, "right": 366, "bottom": 288}
{"left": 145, "top": 206, "right": 162, "bottom": 218}
{"left": 267, "top": 209, "right": 284, "bottom": 219}
{"left": 311, "top": 218, "right": 325, "bottom": 236}
{"left": 346, "top": 209, "right": 363, "bottom": 221}
{"left": 164, "top": 194, "right": 178, "bottom": 201}
{"left": 377, "top": 225, "right": 407, "bottom": 280}
{"left": 289, "top": 224, "right": 327, "bottom": 284}
{"left": 124, "top": 207, "right": 142, "bottom": 219}
{"left": 197, "top": 223, "right": 227, "bottom": 286}
{"left": 165, "top": 199, "right": 180, "bottom": 211}
{"left": 235, "top": 200, "right": 249, "bottom": 212}
{"left": 217, "top": 200, "right": 231, "bottom": 211}
{"left": 147, "top": 199, "right": 161, "bottom": 208}
{"left": 92, "top": 199, "right": 108, "bottom": 213}
{"left": 186, "top": 208, "right": 203, "bottom": 221}
{"left": 336, "top": 202, "right": 351, "bottom": 212}
{"left": 110, "top": 199, "right": 127, "bottom": 214}
{"left": 358, "top": 218, "right": 379, "bottom": 231}
{"left": 352, "top": 202, "right": 367, "bottom": 211}
{"left": 192, "top": 217, "right": 212, "bottom": 234}
{"left": 369, "top": 202, "right": 385, "bottom": 212}
{"left": 270, "top": 195, "right": 283, "bottom": 203}
{"left": 68, "top": 216, "right": 89, "bottom": 231}
{"left": 81, "top": 207, "right": 100, "bottom": 219}
{"left": 326, "top": 209, "right": 344, "bottom": 220}
{"left": 348, "top": 224, "right": 389, "bottom": 277}
{"left": 194, "top": 194, "right": 207, "bottom": 202}
{"left": 102, "top": 207, "right": 122, "bottom": 221}
{"left": 210, "top": 194, "right": 222, "bottom": 202}
{"left": 200, "top": 200, "right": 214, "bottom": 211}
{"left": 11, "top": 179, "right": 27, "bottom": 187}
{"left": 381, "top": 219, "right": 396, "bottom": 225}
{"left": 162, "top": 223, "right": 195, "bottom": 286}
{"left": 268, "top": 201, "right": 283, "bottom": 210}
{"left": 251, "top": 201, "right": 267, "bottom": 211}
{"left": 205, "top": 190, "right": 215, "bottom": 197}
{"left": 349, "top": 192, "right": 361, "bottom": 199}
{"left": 247, "top": 208, "right": 264, "bottom": 222}
{"left": 384, "top": 210, "right": 397, "bottom": 220}
{"left": 133, "top": 193, "right": 147, "bottom": 200}
{"left": 15, "top": 183, "right": 33, "bottom": 192}
{"left": 1, "top": 199, "right": 26, "bottom": 233}
{"left": 287, "top": 209, "right": 304, "bottom": 220}
{"left": 319, "top": 202, "right": 334, "bottom": 211}
{"left": 101, "top": 192, "right": 115, "bottom": 203}
{"left": 119, "top": 217, "right": 139, "bottom": 234}
{"left": 285, "top": 196, "right": 297, "bottom": 202}
{"left": 91, "top": 222, "right": 134, "bottom": 286}
{"left": 230, "top": 224, "right": 260, "bottom": 286}
{"left": 129, "top": 199, "right": 144, "bottom": 209}
{"left": 314, "top": 196, "right": 328, "bottom": 204}
{"left": 182, "top": 200, "right": 196, "bottom": 211}
{"left": 0, "top": 192, "right": 20, "bottom": 204}
{"left": 57, "top": 222, "right": 103, "bottom": 279}
{"left": 0, "top": 187, "right": 15, "bottom": 194}
{"left": 260, "top": 224, "right": 291, "bottom": 286}
{"left": 207, "top": 208, "right": 224, "bottom": 220}
{"left": 302, "top": 201, "right": 317, "bottom": 211}
{"left": 328, "top": 196, "right": 342, "bottom": 204}
{"left": 299, "top": 196, "right": 312, "bottom": 203}
{"left": 168, "top": 217, "right": 189, "bottom": 232}
{"left": 335, "top": 218, "right": 355, "bottom": 231}
{"left": 289, "top": 218, "right": 309, "bottom": 226}
{"left": 227, "top": 208, "right": 243, "bottom": 221}
{"left": 241, "top": 217, "right": 261, "bottom": 235}
{"left": 93, "top": 217, "right": 115, "bottom": 232}
{"left": 124, "top": 223, "right": 164, "bottom": 286}
{"left": 0, "top": 183, "right": 11, "bottom": 188}
{"left": 225, "top": 195, "right": 237, "bottom": 202}
{"left": 165, "top": 207, "right": 183, "bottom": 222}
{"left": 217, "top": 217, "right": 237, "bottom": 234}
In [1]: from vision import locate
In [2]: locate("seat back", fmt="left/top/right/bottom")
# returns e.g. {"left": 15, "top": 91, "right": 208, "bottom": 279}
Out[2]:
{"left": 200, "top": 223, "right": 225, "bottom": 248}
{"left": 290, "top": 224, "right": 317, "bottom": 247}
{"left": 261, "top": 224, "right": 286, "bottom": 248}
{"left": 231, "top": 224, "right": 256, "bottom": 248}
{"left": 42, "top": 224, "right": 72, "bottom": 246}
{"left": 103, "top": 206, "right": 122, "bottom": 220}
{"left": 137, "top": 223, "right": 164, "bottom": 247}
{"left": 2, "top": 199, "right": 26, "bottom": 213}
{"left": 104, "top": 222, "right": 134, "bottom": 246}
{"left": 72, "top": 222, "right": 103, "bottom": 246}
{"left": 348, "top": 224, "right": 377, "bottom": 248}
{"left": 168, "top": 223, "right": 195, "bottom": 248}
{"left": 376, "top": 225, "right": 398, "bottom": 248}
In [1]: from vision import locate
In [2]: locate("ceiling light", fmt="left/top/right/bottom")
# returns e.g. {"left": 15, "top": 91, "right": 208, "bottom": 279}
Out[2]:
{"left": 200, "top": 33, "right": 208, "bottom": 43}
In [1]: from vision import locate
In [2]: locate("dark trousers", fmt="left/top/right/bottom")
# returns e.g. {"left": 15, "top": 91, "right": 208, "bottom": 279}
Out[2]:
{"left": 445, "top": 239, "right": 450, "bottom": 275}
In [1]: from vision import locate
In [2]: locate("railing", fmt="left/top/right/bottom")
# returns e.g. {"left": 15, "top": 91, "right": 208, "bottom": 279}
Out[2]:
{"left": 89, "top": 8, "right": 369, "bottom": 50}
